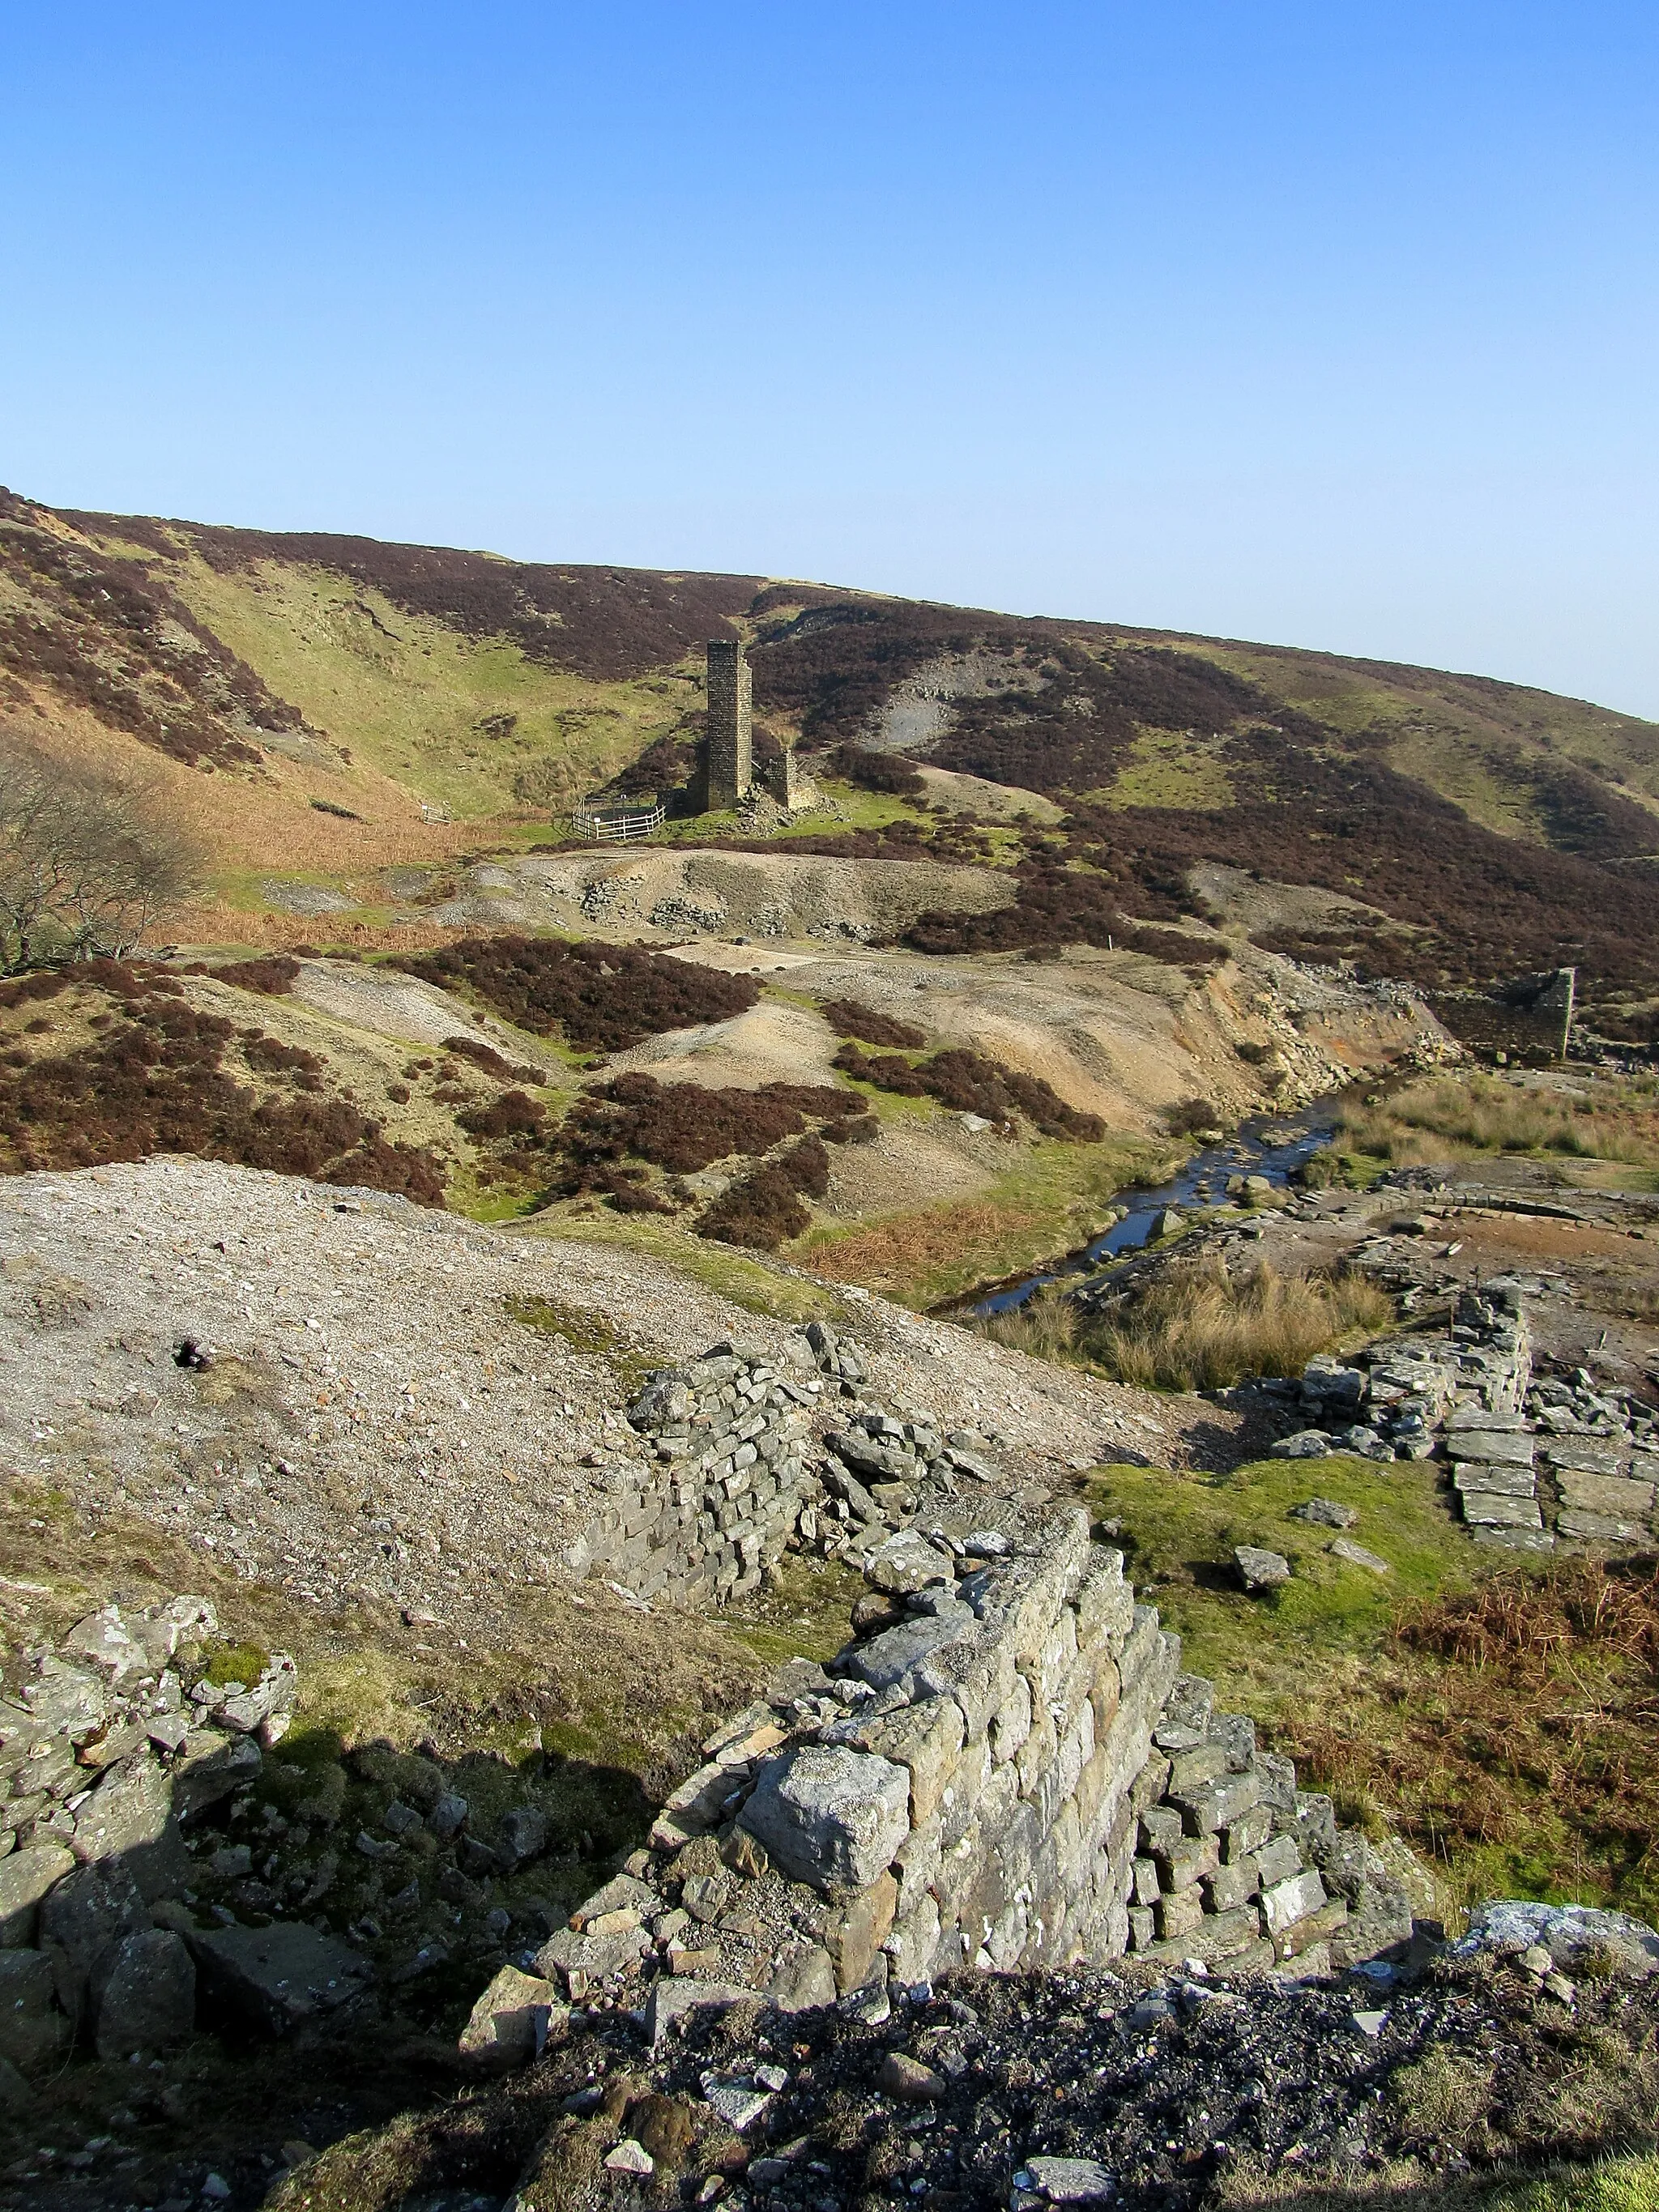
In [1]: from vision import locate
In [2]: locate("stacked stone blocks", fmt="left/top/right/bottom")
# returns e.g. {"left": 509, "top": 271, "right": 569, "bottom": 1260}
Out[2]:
{"left": 704, "top": 638, "right": 753, "bottom": 812}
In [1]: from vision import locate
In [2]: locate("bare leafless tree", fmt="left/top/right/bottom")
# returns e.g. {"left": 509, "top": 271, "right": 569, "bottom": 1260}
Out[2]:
{"left": 0, "top": 734, "right": 203, "bottom": 973}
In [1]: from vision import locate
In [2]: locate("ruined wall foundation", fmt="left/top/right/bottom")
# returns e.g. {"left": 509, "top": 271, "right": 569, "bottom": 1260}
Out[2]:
{"left": 539, "top": 1329, "right": 1414, "bottom": 2032}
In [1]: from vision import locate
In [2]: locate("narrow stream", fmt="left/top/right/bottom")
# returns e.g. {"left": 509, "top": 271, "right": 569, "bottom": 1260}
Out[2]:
{"left": 974, "top": 1096, "right": 1341, "bottom": 1315}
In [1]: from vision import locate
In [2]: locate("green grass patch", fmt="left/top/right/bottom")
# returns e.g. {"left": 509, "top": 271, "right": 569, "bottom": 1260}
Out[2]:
{"left": 798, "top": 1130, "right": 1176, "bottom": 1310}
{"left": 1090, "top": 1454, "right": 1659, "bottom": 1920}
{"left": 198, "top": 1638, "right": 272, "bottom": 1689}
{"left": 1082, "top": 1455, "right": 1473, "bottom": 1687}
{"left": 724, "top": 1553, "right": 864, "bottom": 1669}
{"left": 509, "top": 1208, "right": 848, "bottom": 1324}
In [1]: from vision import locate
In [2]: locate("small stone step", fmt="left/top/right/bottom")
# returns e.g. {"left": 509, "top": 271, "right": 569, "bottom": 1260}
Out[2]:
{"left": 1452, "top": 1464, "right": 1537, "bottom": 1499}
{"left": 1460, "top": 1490, "right": 1543, "bottom": 1528}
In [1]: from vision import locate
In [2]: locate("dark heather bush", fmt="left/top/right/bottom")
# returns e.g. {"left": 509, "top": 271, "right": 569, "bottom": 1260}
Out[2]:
{"left": 441, "top": 1034, "right": 545, "bottom": 1084}
{"left": 697, "top": 1165, "right": 812, "bottom": 1250}
{"left": 203, "top": 956, "right": 301, "bottom": 995}
{"left": 552, "top": 1074, "right": 826, "bottom": 1178}
{"left": 823, "top": 1112, "right": 878, "bottom": 1144}
{"left": 457, "top": 1089, "right": 546, "bottom": 1140}
{"left": 834, "top": 1043, "right": 930, "bottom": 1096}
{"left": 827, "top": 744, "right": 927, "bottom": 799}
{"left": 0, "top": 967, "right": 445, "bottom": 1202}
{"left": 834, "top": 1042, "right": 1104, "bottom": 1140}
{"left": 242, "top": 1034, "right": 322, "bottom": 1075}
{"left": 781, "top": 1135, "right": 831, "bottom": 1199}
{"left": 1166, "top": 1097, "right": 1221, "bottom": 1135}
{"left": 389, "top": 936, "right": 760, "bottom": 1051}
{"left": 819, "top": 998, "right": 928, "bottom": 1050}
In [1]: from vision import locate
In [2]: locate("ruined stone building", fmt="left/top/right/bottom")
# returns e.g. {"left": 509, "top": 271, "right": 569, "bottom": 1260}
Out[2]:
{"left": 704, "top": 638, "right": 753, "bottom": 811}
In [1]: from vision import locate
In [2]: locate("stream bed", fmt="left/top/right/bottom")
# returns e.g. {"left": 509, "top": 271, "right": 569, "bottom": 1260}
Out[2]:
{"left": 974, "top": 1097, "right": 1341, "bottom": 1315}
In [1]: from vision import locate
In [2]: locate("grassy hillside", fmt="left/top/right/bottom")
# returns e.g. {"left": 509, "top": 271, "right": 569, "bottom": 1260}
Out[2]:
{"left": 6, "top": 487, "right": 1659, "bottom": 1025}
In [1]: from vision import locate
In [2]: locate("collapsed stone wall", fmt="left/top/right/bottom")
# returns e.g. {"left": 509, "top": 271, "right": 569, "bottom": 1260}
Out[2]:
{"left": 1264, "top": 1276, "right": 1659, "bottom": 1558}
{"left": 578, "top": 1320, "right": 992, "bottom": 1606}
{"left": 0, "top": 1594, "right": 370, "bottom": 2079}
{"left": 497, "top": 1328, "right": 1414, "bottom": 2056}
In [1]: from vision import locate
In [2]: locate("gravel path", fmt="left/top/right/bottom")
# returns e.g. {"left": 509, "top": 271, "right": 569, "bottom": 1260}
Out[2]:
{"left": 0, "top": 1161, "right": 1201, "bottom": 1637}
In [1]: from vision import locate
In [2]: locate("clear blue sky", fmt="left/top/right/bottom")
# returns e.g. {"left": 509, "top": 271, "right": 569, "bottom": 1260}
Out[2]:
{"left": 3, "top": 4, "right": 1657, "bottom": 715}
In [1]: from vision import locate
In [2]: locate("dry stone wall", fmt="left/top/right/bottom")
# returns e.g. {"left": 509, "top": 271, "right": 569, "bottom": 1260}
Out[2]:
{"left": 578, "top": 1320, "right": 995, "bottom": 1607}
{"left": 511, "top": 1326, "right": 1412, "bottom": 2052}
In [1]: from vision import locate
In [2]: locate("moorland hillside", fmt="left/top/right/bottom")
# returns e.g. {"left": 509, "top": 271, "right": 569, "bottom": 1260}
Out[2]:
{"left": 4, "top": 489, "right": 1659, "bottom": 1037}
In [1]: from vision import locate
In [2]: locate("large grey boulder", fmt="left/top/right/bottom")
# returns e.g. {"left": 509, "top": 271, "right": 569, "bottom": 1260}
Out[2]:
{"left": 865, "top": 1531, "right": 954, "bottom": 1596}
{"left": 0, "top": 1951, "right": 70, "bottom": 2071}
{"left": 765, "top": 1941, "right": 838, "bottom": 2014}
{"left": 843, "top": 1602, "right": 974, "bottom": 1693}
{"left": 70, "top": 1754, "right": 191, "bottom": 1902}
{"left": 1288, "top": 1498, "right": 1359, "bottom": 1529}
{"left": 0, "top": 1845, "right": 75, "bottom": 1948}
{"left": 532, "top": 1921, "right": 652, "bottom": 1989}
{"left": 39, "top": 1859, "right": 149, "bottom": 2022}
{"left": 21, "top": 1659, "right": 107, "bottom": 1738}
{"left": 458, "top": 1963, "right": 565, "bottom": 2070}
{"left": 1458, "top": 1900, "right": 1659, "bottom": 1978}
{"left": 90, "top": 1929, "right": 195, "bottom": 2059}
{"left": 1235, "top": 1545, "right": 1291, "bottom": 1593}
{"left": 644, "top": 1975, "right": 749, "bottom": 2048}
{"left": 738, "top": 1744, "right": 909, "bottom": 1897}
{"left": 171, "top": 1730, "right": 261, "bottom": 1821}
{"left": 497, "top": 1805, "right": 549, "bottom": 1869}
{"left": 186, "top": 1923, "right": 370, "bottom": 2035}
{"left": 1270, "top": 1431, "right": 1334, "bottom": 1460}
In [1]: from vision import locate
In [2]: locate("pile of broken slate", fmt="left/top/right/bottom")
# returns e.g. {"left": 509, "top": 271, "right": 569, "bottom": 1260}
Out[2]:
{"left": 451, "top": 1901, "right": 1659, "bottom": 2212}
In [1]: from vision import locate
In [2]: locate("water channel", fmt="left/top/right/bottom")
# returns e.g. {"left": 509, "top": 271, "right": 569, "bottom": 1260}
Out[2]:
{"left": 974, "top": 1095, "right": 1341, "bottom": 1315}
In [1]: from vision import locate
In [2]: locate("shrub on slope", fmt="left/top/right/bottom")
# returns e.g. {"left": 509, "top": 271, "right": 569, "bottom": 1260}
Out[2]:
{"left": 0, "top": 963, "right": 445, "bottom": 1201}
{"left": 390, "top": 936, "right": 761, "bottom": 1052}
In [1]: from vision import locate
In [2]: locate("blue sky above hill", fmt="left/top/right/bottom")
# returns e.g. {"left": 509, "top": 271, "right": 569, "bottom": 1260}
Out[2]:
{"left": 2, "top": 3, "right": 1656, "bottom": 714}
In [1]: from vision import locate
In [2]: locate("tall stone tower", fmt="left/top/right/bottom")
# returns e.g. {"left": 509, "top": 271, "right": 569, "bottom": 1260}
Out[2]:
{"left": 705, "top": 638, "right": 753, "bottom": 812}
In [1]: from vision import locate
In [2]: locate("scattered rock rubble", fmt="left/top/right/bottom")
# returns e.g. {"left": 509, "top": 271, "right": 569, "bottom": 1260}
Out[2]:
{"left": 0, "top": 1592, "right": 365, "bottom": 2095}
{"left": 407, "top": 1916, "right": 1659, "bottom": 2212}
{"left": 466, "top": 1334, "right": 1413, "bottom": 2080}
{"left": 1244, "top": 1277, "right": 1658, "bottom": 1557}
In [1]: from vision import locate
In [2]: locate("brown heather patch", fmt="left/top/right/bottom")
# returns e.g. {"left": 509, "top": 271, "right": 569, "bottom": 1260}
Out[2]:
{"left": 1280, "top": 1560, "right": 1659, "bottom": 1921}
{"left": 390, "top": 933, "right": 761, "bottom": 1052}
{"left": 834, "top": 1040, "right": 1107, "bottom": 1140}
{"left": 818, "top": 996, "right": 928, "bottom": 1050}
{"left": 0, "top": 961, "right": 446, "bottom": 1202}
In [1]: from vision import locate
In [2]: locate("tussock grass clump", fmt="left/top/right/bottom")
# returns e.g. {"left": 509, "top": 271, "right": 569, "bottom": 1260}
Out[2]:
{"left": 1337, "top": 1072, "right": 1659, "bottom": 1171}
{"left": 987, "top": 1259, "right": 1388, "bottom": 1391}
{"left": 1216, "top": 2152, "right": 1659, "bottom": 2210}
